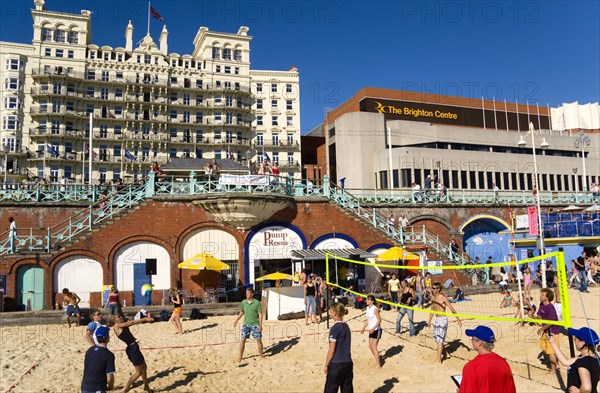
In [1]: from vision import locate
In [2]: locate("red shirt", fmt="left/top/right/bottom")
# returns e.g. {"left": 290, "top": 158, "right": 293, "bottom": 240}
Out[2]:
{"left": 459, "top": 352, "right": 516, "bottom": 393}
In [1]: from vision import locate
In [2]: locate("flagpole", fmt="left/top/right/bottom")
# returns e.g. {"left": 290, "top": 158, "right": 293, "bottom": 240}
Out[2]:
{"left": 493, "top": 98, "right": 497, "bottom": 130}
{"left": 504, "top": 99, "right": 509, "bottom": 131}
{"left": 481, "top": 96, "right": 486, "bottom": 130}
{"left": 147, "top": 1, "right": 151, "bottom": 36}
{"left": 89, "top": 113, "right": 93, "bottom": 184}
{"left": 43, "top": 139, "right": 46, "bottom": 181}
{"left": 547, "top": 104, "right": 552, "bottom": 131}
{"left": 120, "top": 140, "right": 124, "bottom": 176}
{"left": 81, "top": 134, "right": 85, "bottom": 183}
{"left": 516, "top": 99, "right": 521, "bottom": 132}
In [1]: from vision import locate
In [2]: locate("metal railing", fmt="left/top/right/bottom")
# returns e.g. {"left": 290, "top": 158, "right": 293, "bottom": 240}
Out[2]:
{"left": 0, "top": 183, "right": 147, "bottom": 256}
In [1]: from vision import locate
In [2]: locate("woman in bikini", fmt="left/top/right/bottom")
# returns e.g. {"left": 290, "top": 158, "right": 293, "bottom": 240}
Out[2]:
{"left": 169, "top": 288, "right": 183, "bottom": 334}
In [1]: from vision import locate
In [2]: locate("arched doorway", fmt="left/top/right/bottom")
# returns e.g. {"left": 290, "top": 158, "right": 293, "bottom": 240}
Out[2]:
{"left": 16, "top": 265, "right": 44, "bottom": 311}
{"left": 54, "top": 256, "right": 103, "bottom": 308}
{"left": 460, "top": 215, "right": 512, "bottom": 263}
{"left": 114, "top": 241, "right": 170, "bottom": 306}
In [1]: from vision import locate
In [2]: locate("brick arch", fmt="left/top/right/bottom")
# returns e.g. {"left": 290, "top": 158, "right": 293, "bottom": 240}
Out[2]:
{"left": 176, "top": 221, "right": 245, "bottom": 264}
{"left": 47, "top": 249, "right": 106, "bottom": 272}
{"left": 457, "top": 214, "right": 511, "bottom": 233}
{"left": 409, "top": 214, "right": 455, "bottom": 233}
{"left": 108, "top": 235, "right": 176, "bottom": 273}
{"left": 7, "top": 256, "right": 49, "bottom": 275}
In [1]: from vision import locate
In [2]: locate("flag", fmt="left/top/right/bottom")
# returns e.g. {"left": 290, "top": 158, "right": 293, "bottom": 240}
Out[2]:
{"left": 124, "top": 149, "right": 136, "bottom": 161}
{"left": 262, "top": 151, "right": 270, "bottom": 161}
{"left": 46, "top": 145, "right": 59, "bottom": 157}
{"left": 85, "top": 144, "right": 98, "bottom": 159}
{"left": 151, "top": 6, "right": 164, "bottom": 21}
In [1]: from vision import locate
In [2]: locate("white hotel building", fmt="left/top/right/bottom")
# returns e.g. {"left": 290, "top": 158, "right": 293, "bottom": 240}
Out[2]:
{"left": 0, "top": 0, "right": 301, "bottom": 184}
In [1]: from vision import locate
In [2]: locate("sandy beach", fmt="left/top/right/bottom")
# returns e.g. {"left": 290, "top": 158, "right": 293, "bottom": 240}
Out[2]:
{"left": 1, "top": 287, "right": 598, "bottom": 393}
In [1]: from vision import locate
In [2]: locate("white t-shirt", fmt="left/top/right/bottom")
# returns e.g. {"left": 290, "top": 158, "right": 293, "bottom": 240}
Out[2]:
{"left": 366, "top": 305, "right": 381, "bottom": 330}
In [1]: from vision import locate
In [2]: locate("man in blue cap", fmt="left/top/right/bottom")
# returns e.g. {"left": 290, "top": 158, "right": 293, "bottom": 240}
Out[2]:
{"left": 81, "top": 326, "right": 115, "bottom": 393}
{"left": 458, "top": 325, "right": 516, "bottom": 393}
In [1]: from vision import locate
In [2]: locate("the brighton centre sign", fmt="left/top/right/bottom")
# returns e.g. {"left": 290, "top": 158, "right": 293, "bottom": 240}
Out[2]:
{"left": 359, "top": 97, "right": 550, "bottom": 131}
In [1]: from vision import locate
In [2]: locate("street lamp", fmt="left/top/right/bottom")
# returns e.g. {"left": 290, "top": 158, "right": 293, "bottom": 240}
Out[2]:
{"left": 574, "top": 130, "right": 590, "bottom": 192}
{"left": 2, "top": 144, "right": 9, "bottom": 186}
{"left": 517, "top": 122, "right": 549, "bottom": 287}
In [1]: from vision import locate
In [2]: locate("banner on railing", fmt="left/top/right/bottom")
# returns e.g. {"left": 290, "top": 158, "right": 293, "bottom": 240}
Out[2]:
{"left": 528, "top": 206, "right": 538, "bottom": 236}
{"left": 219, "top": 174, "right": 269, "bottom": 186}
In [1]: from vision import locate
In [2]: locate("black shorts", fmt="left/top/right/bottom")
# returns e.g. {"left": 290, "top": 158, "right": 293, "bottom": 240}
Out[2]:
{"left": 368, "top": 329, "right": 382, "bottom": 339}
{"left": 125, "top": 343, "right": 145, "bottom": 366}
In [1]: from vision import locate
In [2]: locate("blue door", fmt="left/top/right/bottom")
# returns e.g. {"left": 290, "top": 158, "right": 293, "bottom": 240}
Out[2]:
{"left": 133, "top": 263, "right": 150, "bottom": 306}
{"left": 16, "top": 265, "right": 45, "bottom": 311}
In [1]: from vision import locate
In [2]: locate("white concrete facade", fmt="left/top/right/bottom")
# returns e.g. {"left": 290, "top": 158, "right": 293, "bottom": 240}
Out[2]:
{"left": 0, "top": 0, "right": 301, "bottom": 185}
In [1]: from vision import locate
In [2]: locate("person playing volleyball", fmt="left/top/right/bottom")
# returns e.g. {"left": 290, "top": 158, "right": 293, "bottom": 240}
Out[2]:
{"left": 427, "top": 282, "right": 462, "bottom": 364}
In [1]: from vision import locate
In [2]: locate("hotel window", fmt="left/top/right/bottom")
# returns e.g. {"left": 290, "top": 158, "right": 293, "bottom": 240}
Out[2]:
{"left": 226, "top": 130, "right": 233, "bottom": 143}
{"left": 54, "top": 30, "right": 65, "bottom": 42}
{"left": 183, "top": 94, "right": 190, "bottom": 105}
{"left": 271, "top": 83, "right": 277, "bottom": 93}
{"left": 5, "top": 78, "right": 19, "bottom": 90}
{"left": 225, "top": 112, "right": 233, "bottom": 124}
{"left": 286, "top": 100, "right": 293, "bottom": 110}
{"left": 114, "top": 106, "right": 122, "bottom": 116}
{"left": 257, "top": 115, "right": 263, "bottom": 126}
{"left": 287, "top": 134, "right": 294, "bottom": 145}
{"left": 100, "top": 125, "right": 108, "bottom": 138}
{"left": 45, "top": 48, "right": 52, "bottom": 56}
{"left": 117, "top": 54, "right": 123, "bottom": 62}
{"left": 215, "top": 65, "right": 221, "bottom": 73}
{"left": 67, "top": 50, "right": 74, "bottom": 59}
{"left": 103, "top": 52, "right": 109, "bottom": 61}
{"left": 222, "top": 48, "right": 231, "bottom": 60}
{"left": 237, "top": 113, "right": 243, "bottom": 124}
{"left": 90, "top": 51, "right": 96, "bottom": 59}
{"left": 196, "top": 79, "right": 203, "bottom": 89}
{"left": 196, "top": 95, "right": 203, "bottom": 105}
{"left": 272, "top": 152, "right": 279, "bottom": 165}
{"left": 170, "top": 110, "right": 177, "bottom": 120}
{"left": 52, "top": 100, "right": 60, "bottom": 113}
{"left": 6, "top": 58, "right": 20, "bottom": 71}
{"left": 101, "top": 88, "right": 109, "bottom": 100}
{"left": 257, "top": 99, "right": 263, "bottom": 109}
{"left": 224, "top": 66, "right": 231, "bottom": 74}
{"left": 235, "top": 82, "right": 240, "bottom": 91}
{"left": 286, "top": 84, "right": 292, "bottom": 93}
{"left": 196, "top": 112, "right": 203, "bottom": 123}
{"left": 3, "top": 116, "right": 17, "bottom": 130}
{"left": 68, "top": 31, "right": 78, "bottom": 44}
{"left": 144, "top": 54, "right": 151, "bottom": 64}
{"left": 214, "top": 131, "right": 221, "bottom": 142}
{"left": 170, "top": 76, "right": 177, "bottom": 86}
{"left": 183, "top": 111, "right": 190, "bottom": 123}
{"left": 4, "top": 97, "right": 18, "bottom": 109}
{"left": 287, "top": 153, "right": 294, "bottom": 165}
{"left": 170, "top": 93, "right": 177, "bottom": 103}
{"left": 214, "top": 112, "right": 222, "bottom": 124}
{"left": 257, "top": 134, "right": 263, "bottom": 146}
{"left": 271, "top": 100, "right": 278, "bottom": 109}
{"left": 224, "top": 81, "right": 231, "bottom": 90}
{"left": 115, "top": 71, "right": 123, "bottom": 80}
{"left": 256, "top": 83, "right": 262, "bottom": 92}
{"left": 115, "top": 89, "right": 123, "bottom": 99}
{"left": 212, "top": 47, "right": 220, "bottom": 59}
{"left": 114, "top": 125, "right": 122, "bottom": 137}
{"left": 87, "top": 70, "right": 95, "bottom": 80}
{"left": 40, "top": 101, "right": 48, "bottom": 113}
{"left": 234, "top": 49, "right": 242, "bottom": 61}
{"left": 225, "top": 95, "right": 233, "bottom": 106}
{"left": 272, "top": 134, "right": 279, "bottom": 145}
{"left": 42, "top": 28, "right": 52, "bottom": 41}
{"left": 214, "top": 95, "right": 222, "bottom": 106}
{"left": 234, "top": 67, "right": 239, "bottom": 75}
{"left": 271, "top": 116, "right": 278, "bottom": 126}
{"left": 50, "top": 120, "right": 60, "bottom": 135}
{"left": 56, "top": 49, "right": 64, "bottom": 58}
{"left": 287, "top": 116, "right": 293, "bottom": 126}
{"left": 101, "top": 71, "right": 109, "bottom": 81}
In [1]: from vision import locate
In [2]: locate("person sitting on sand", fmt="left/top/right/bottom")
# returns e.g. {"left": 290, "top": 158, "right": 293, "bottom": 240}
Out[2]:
{"left": 427, "top": 282, "right": 462, "bottom": 364}
{"left": 499, "top": 288, "right": 513, "bottom": 308}
{"left": 62, "top": 288, "right": 81, "bottom": 327}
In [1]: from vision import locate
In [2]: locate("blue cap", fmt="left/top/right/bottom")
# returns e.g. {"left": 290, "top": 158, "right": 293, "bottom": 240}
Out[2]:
{"left": 568, "top": 327, "right": 599, "bottom": 347}
{"left": 95, "top": 326, "right": 110, "bottom": 339}
{"left": 465, "top": 325, "right": 495, "bottom": 343}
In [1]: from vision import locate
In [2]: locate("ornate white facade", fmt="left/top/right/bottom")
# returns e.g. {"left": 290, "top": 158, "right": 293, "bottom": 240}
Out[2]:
{"left": 0, "top": 0, "right": 301, "bottom": 184}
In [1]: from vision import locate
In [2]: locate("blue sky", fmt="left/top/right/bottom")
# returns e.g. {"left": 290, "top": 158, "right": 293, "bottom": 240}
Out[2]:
{"left": 1, "top": 0, "right": 599, "bottom": 134}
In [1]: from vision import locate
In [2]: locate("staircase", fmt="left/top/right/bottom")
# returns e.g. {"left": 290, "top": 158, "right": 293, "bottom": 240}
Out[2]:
{"left": 0, "top": 183, "right": 148, "bottom": 257}
{"left": 324, "top": 181, "right": 473, "bottom": 268}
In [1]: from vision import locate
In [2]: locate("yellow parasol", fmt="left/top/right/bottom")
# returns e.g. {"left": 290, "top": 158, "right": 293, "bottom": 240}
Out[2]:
{"left": 178, "top": 252, "right": 230, "bottom": 271}
{"left": 377, "top": 246, "right": 420, "bottom": 261}
{"left": 255, "top": 272, "right": 296, "bottom": 281}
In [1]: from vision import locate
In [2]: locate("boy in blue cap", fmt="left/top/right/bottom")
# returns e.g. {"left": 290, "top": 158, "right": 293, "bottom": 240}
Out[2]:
{"left": 81, "top": 326, "right": 115, "bottom": 393}
{"left": 458, "top": 325, "right": 516, "bottom": 393}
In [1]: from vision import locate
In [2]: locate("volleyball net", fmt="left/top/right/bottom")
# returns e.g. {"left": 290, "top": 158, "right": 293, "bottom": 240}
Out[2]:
{"left": 325, "top": 251, "right": 571, "bottom": 327}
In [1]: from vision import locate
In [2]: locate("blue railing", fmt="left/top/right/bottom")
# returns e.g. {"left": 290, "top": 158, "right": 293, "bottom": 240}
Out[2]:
{"left": 0, "top": 183, "right": 107, "bottom": 203}
{"left": 0, "top": 183, "right": 147, "bottom": 256}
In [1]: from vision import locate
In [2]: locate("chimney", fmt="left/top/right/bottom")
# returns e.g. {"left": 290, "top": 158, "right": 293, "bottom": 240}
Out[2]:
{"left": 34, "top": 0, "right": 45, "bottom": 11}
{"left": 159, "top": 25, "right": 168, "bottom": 55}
{"left": 125, "top": 20, "right": 133, "bottom": 51}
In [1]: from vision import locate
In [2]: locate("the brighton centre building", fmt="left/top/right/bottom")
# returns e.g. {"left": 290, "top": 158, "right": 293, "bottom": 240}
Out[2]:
{"left": 304, "top": 87, "right": 599, "bottom": 194}
{"left": 0, "top": 0, "right": 301, "bottom": 184}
